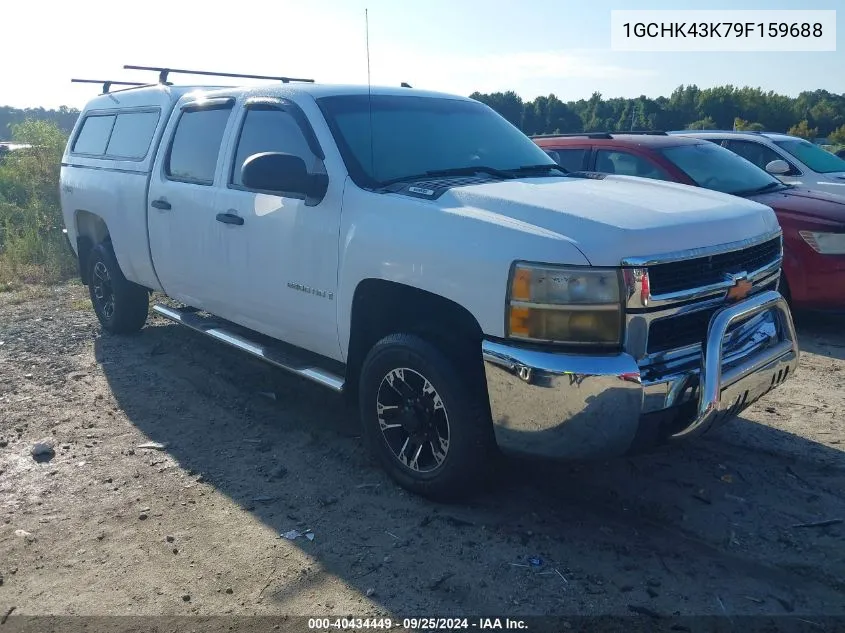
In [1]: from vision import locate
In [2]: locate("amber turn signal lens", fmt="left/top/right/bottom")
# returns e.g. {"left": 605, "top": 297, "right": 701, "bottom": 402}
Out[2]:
{"left": 511, "top": 267, "right": 532, "bottom": 302}
{"left": 508, "top": 306, "right": 531, "bottom": 336}
{"left": 507, "top": 306, "right": 621, "bottom": 344}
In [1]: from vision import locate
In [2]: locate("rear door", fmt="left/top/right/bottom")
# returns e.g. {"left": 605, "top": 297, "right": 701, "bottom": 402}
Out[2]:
{"left": 147, "top": 97, "right": 237, "bottom": 313}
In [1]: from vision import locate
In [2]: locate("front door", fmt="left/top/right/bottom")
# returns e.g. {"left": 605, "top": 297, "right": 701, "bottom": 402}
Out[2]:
{"left": 214, "top": 98, "right": 343, "bottom": 360}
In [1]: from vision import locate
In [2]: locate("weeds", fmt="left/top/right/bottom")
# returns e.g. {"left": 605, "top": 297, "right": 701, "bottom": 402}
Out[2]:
{"left": 0, "top": 119, "right": 77, "bottom": 289}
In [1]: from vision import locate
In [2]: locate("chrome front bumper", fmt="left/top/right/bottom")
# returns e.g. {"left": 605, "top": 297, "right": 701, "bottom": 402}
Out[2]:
{"left": 482, "top": 290, "right": 799, "bottom": 459}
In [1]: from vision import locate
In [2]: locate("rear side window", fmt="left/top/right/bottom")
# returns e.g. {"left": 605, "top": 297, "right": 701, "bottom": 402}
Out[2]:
{"left": 105, "top": 111, "right": 160, "bottom": 159}
{"left": 71, "top": 110, "right": 161, "bottom": 159}
{"left": 230, "top": 107, "right": 317, "bottom": 187}
{"left": 72, "top": 115, "right": 116, "bottom": 155}
{"left": 166, "top": 105, "right": 233, "bottom": 184}
{"left": 546, "top": 148, "right": 587, "bottom": 172}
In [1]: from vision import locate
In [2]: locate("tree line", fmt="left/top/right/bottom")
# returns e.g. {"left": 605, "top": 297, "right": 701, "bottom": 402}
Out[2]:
{"left": 0, "top": 106, "right": 80, "bottom": 139}
{"left": 469, "top": 85, "right": 845, "bottom": 143}
{"left": 3, "top": 84, "right": 845, "bottom": 144}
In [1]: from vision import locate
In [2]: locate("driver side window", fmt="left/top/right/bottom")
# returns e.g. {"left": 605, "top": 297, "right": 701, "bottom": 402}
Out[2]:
{"left": 724, "top": 140, "right": 798, "bottom": 175}
{"left": 230, "top": 106, "right": 320, "bottom": 189}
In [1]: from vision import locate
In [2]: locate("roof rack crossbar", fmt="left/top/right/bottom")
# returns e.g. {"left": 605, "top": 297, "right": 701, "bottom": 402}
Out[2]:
{"left": 71, "top": 78, "right": 147, "bottom": 94}
{"left": 123, "top": 65, "right": 315, "bottom": 85}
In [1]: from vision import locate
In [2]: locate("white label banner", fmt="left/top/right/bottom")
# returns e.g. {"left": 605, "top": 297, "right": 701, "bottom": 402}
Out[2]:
{"left": 610, "top": 10, "right": 836, "bottom": 52}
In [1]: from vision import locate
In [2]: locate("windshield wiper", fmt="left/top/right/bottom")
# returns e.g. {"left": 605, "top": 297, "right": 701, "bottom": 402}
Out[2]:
{"left": 733, "top": 181, "right": 784, "bottom": 196}
{"left": 507, "top": 163, "right": 569, "bottom": 176}
{"left": 376, "top": 166, "right": 515, "bottom": 188}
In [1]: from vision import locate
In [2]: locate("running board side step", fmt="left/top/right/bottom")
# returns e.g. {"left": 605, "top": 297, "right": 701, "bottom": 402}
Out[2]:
{"left": 151, "top": 304, "right": 345, "bottom": 393}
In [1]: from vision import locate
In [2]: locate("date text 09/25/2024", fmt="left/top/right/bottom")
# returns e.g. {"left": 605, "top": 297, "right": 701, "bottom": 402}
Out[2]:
{"left": 308, "top": 618, "right": 528, "bottom": 630}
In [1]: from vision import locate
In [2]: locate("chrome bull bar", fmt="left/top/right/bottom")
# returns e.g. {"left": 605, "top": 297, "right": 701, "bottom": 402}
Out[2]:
{"left": 670, "top": 289, "right": 799, "bottom": 440}
{"left": 481, "top": 289, "right": 799, "bottom": 459}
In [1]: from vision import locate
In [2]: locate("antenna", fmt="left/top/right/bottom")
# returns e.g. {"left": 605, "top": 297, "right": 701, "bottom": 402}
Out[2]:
{"left": 365, "top": 8, "right": 375, "bottom": 180}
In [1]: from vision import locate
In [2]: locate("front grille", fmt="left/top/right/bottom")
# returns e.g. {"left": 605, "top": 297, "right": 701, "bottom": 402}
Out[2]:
{"left": 647, "top": 237, "right": 781, "bottom": 296}
{"left": 648, "top": 307, "right": 718, "bottom": 354}
{"left": 647, "top": 280, "right": 778, "bottom": 353}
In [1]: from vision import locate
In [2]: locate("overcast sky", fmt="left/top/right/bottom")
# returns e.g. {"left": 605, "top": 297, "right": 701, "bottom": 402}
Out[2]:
{"left": 3, "top": 0, "right": 843, "bottom": 109}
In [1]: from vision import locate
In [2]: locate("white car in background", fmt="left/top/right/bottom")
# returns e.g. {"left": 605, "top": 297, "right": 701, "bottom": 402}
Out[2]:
{"left": 671, "top": 130, "right": 845, "bottom": 196}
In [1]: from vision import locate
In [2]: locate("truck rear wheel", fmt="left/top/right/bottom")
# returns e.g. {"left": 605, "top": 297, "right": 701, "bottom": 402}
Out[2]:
{"left": 87, "top": 243, "right": 149, "bottom": 334}
{"left": 358, "top": 333, "right": 497, "bottom": 500}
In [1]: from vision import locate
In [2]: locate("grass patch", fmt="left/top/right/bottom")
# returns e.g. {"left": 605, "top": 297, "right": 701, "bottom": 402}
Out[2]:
{"left": 70, "top": 297, "right": 90, "bottom": 311}
{"left": 0, "top": 119, "right": 78, "bottom": 290}
{"left": 0, "top": 283, "right": 51, "bottom": 306}
{"left": 0, "top": 230, "right": 77, "bottom": 288}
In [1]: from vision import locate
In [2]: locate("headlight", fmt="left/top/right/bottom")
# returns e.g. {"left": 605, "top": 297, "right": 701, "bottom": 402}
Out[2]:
{"left": 507, "top": 263, "right": 623, "bottom": 346}
{"left": 799, "top": 230, "right": 845, "bottom": 255}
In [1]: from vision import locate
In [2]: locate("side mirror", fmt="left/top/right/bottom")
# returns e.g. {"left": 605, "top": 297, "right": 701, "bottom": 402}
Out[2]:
{"left": 765, "top": 159, "right": 790, "bottom": 176}
{"left": 241, "top": 152, "right": 327, "bottom": 199}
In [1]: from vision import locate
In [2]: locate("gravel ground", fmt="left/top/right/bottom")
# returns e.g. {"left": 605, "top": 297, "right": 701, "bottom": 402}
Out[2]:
{"left": 1, "top": 283, "right": 844, "bottom": 627}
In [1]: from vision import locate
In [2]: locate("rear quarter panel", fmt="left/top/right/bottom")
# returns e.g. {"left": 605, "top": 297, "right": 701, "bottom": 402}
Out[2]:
{"left": 60, "top": 87, "right": 182, "bottom": 290}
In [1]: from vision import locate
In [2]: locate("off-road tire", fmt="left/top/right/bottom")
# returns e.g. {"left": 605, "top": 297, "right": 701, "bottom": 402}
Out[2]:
{"left": 358, "top": 333, "right": 497, "bottom": 501}
{"left": 87, "top": 242, "right": 149, "bottom": 334}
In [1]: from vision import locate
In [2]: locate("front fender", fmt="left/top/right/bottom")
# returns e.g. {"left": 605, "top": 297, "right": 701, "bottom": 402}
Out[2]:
{"left": 335, "top": 186, "right": 590, "bottom": 360}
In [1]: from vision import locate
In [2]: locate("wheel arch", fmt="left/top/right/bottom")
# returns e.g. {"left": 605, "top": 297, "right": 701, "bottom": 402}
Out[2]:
{"left": 74, "top": 210, "right": 110, "bottom": 285}
{"left": 345, "top": 279, "right": 487, "bottom": 405}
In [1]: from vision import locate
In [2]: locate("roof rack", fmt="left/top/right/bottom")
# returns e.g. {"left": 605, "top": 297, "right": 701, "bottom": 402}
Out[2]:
{"left": 667, "top": 129, "right": 767, "bottom": 135}
{"left": 71, "top": 78, "right": 148, "bottom": 94}
{"left": 531, "top": 130, "right": 668, "bottom": 139}
{"left": 123, "top": 65, "right": 315, "bottom": 85}
{"left": 531, "top": 132, "right": 613, "bottom": 139}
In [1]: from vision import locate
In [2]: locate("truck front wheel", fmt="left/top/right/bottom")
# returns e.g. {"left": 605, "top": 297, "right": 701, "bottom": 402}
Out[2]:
{"left": 87, "top": 243, "right": 149, "bottom": 334}
{"left": 358, "top": 333, "right": 496, "bottom": 500}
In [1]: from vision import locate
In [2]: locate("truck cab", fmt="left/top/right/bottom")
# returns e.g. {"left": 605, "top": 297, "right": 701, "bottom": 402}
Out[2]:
{"left": 61, "top": 68, "right": 799, "bottom": 499}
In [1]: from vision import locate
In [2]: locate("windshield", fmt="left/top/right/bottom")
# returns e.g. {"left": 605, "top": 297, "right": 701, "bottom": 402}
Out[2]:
{"left": 316, "top": 94, "right": 557, "bottom": 187}
{"left": 774, "top": 138, "right": 845, "bottom": 174}
{"left": 659, "top": 142, "right": 783, "bottom": 195}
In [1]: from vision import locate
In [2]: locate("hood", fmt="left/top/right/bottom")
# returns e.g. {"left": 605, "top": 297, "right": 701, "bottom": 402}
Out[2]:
{"left": 438, "top": 175, "right": 779, "bottom": 266}
{"left": 753, "top": 186, "right": 845, "bottom": 224}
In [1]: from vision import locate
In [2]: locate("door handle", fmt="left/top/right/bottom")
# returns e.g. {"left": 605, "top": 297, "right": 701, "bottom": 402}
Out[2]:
{"left": 216, "top": 212, "right": 244, "bottom": 226}
{"left": 151, "top": 199, "right": 171, "bottom": 210}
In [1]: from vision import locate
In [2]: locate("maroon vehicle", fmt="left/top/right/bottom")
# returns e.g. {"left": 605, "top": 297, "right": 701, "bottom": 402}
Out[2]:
{"left": 534, "top": 132, "right": 845, "bottom": 311}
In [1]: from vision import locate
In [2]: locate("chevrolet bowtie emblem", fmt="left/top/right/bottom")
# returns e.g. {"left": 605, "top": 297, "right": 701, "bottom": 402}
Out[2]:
{"left": 726, "top": 278, "right": 753, "bottom": 302}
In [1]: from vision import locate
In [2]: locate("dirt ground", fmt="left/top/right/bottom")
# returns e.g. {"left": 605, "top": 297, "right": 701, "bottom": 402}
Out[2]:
{"left": 1, "top": 283, "right": 844, "bottom": 625}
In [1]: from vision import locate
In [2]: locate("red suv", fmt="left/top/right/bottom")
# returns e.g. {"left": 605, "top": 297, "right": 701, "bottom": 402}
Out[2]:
{"left": 534, "top": 132, "right": 845, "bottom": 311}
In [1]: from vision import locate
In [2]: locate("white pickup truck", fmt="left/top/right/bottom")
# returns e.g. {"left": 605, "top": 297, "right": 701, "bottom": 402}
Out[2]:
{"left": 60, "top": 67, "right": 799, "bottom": 499}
